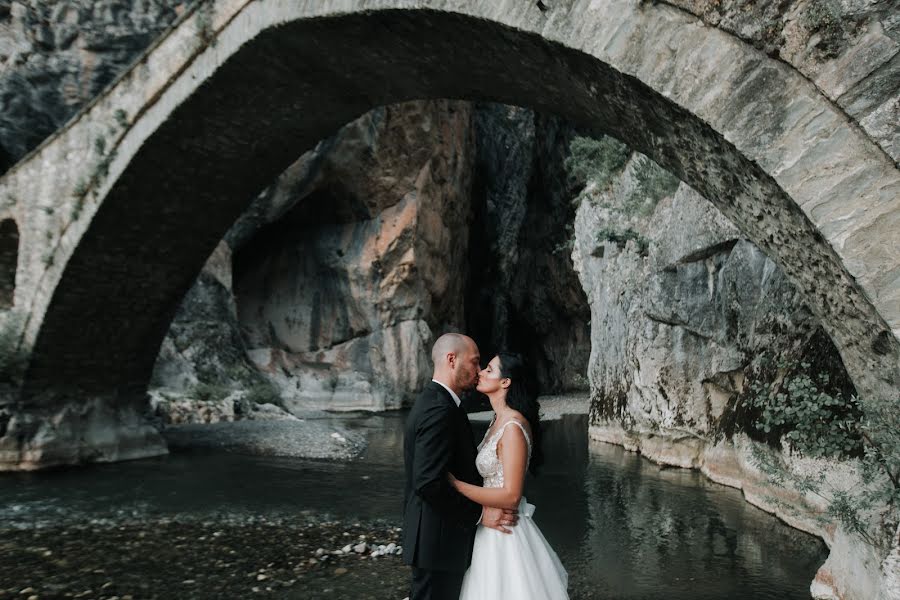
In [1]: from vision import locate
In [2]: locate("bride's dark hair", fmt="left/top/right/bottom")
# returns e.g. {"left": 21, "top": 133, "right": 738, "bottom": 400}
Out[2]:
{"left": 497, "top": 352, "right": 543, "bottom": 476}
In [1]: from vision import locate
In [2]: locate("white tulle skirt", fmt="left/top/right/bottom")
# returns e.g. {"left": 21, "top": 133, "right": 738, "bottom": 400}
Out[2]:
{"left": 459, "top": 497, "right": 569, "bottom": 599}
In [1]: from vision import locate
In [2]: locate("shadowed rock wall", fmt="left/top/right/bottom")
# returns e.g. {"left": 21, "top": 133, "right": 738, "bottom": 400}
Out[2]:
{"left": 466, "top": 104, "right": 591, "bottom": 394}
{"left": 153, "top": 101, "right": 593, "bottom": 412}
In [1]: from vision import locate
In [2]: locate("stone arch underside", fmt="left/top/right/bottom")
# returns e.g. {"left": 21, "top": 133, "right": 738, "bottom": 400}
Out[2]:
{"left": 0, "top": 2, "right": 896, "bottom": 463}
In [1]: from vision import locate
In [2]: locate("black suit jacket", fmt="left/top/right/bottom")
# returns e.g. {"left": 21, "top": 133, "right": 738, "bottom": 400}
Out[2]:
{"left": 402, "top": 381, "right": 483, "bottom": 572}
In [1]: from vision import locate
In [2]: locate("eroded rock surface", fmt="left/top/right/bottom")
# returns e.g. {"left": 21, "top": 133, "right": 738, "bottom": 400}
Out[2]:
{"left": 573, "top": 157, "right": 852, "bottom": 436}
{"left": 0, "top": 0, "right": 192, "bottom": 174}
{"left": 149, "top": 100, "right": 475, "bottom": 412}
{"left": 570, "top": 143, "right": 894, "bottom": 600}
{"left": 153, "top": 101, "right": 594, "bottom": 412}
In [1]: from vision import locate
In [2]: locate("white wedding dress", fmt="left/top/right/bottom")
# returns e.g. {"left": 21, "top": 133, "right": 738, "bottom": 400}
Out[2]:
{"left": 459, "top": 419, "right": 569, "bottom": 599}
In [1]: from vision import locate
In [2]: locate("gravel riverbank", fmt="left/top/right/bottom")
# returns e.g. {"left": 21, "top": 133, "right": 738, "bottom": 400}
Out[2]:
{"left": 0, "top": 515, "right": 408, "bottom": 600}
{"left": 162, "top": 416, "right": 366, "bottom": 460}
{"left": 0, "top": 512, "right": 611, "bottom": 600}
{"left": 159, "top": 394, "right": 588, "bottom": 460}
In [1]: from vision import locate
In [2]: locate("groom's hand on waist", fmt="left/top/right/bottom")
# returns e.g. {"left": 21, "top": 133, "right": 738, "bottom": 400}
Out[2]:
{"left": 481, "top": 506, "right": 518, "bottom": 534}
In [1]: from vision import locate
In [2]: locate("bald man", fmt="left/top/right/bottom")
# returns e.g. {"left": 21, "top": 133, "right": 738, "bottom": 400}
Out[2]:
{"left": 402, "top": 333, "right": 518, "bottom": 600}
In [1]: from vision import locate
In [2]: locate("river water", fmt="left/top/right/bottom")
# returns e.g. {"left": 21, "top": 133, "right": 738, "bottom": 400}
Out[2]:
{"left": 0, "top": 412, "right": 826, "bottom": 599}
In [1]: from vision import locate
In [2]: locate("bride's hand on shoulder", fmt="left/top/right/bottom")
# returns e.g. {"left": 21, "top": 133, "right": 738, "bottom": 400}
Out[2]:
{"left": 447, "top": 472, "right": 459, "bottom": 488}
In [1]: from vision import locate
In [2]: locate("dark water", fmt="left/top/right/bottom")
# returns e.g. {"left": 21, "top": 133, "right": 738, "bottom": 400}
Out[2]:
{"left": 0, "top": 413, "right": 826, "bottom": 599}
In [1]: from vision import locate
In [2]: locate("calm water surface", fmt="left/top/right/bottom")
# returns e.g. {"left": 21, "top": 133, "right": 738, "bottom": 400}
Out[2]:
{"left": 1, "top": 413, "right": 826, "bottom": 599}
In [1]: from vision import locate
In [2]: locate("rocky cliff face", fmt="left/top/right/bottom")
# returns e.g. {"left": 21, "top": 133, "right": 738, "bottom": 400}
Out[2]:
{"left": 228, "top": 100, "right": 475, "bottom": 412}
{"left": 569, "top": 140, "right": 888, "bottom": 600}
{"left": 147, "top": 239, "right": 292, "bottom": 424}
{"left": 150, "top": 101, "right": 594, "bottom": 414}
{"left": 466, "top": 104, "right": 591, "bottom": 395}
{"left": 0, "top": 0, "right": 191, "bottom": 174}
{"left": 572, "top": 150, "right": 854, "bottom": 436}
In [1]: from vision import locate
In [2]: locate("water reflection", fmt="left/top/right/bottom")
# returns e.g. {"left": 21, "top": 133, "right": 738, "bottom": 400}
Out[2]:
{"left": 575, "top": 436, "right": 824, "bottom": 599}
{"left": 0, "top": 412, "right": 825, "bottom": 599}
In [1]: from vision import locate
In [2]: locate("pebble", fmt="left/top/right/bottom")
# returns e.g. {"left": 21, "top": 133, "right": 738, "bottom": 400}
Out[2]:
{"left": 2, "top": 515, "right": 409, "bottom": 598}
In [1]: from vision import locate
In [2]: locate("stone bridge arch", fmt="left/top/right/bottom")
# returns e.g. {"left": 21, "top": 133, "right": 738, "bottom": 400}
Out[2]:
{"left": 0, "top": 0, "right": 896, "bottom": 469}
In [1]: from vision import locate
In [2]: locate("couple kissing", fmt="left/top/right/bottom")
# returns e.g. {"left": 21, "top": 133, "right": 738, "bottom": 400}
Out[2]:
{"left": 402, "top": 333, "right": 568, "bottom": 600}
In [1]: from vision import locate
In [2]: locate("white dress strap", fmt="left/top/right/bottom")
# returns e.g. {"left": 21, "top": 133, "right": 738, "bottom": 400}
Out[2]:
{"left": 496, "top": 419, "right": 532, "bottom": 451}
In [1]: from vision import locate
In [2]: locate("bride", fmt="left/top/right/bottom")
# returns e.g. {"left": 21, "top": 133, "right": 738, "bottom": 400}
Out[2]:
{"left": 449, "top": 352, "right": 569, "bottom": 599}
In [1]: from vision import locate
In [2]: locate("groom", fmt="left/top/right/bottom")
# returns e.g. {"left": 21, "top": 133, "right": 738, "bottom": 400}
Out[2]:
{"left": 402, "top": 333, "right": 518, "bottom": 600}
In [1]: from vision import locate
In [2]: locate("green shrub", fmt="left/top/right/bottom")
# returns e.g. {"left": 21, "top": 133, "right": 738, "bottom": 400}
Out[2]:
{"left": 564, "top": 135, "right": 630, "bottom": 188}
{"left": 748, "top": 365, "right": 863, "bottom": 458}
{"left": 802, "top": 0, "right": 845, "bottom": 58}
{"left": 95, "top": 150, "right": 117, "bottom": 180}
{"left": 71, "top": 195, "right": 86, "bottom": 221}
{"left": 243, "top": 381, "right": 280, "bottom": 405}
{"left": 595, "top": 227, "right": 649, "bottom": 256}
{"left": 751, "top": 395, "right": 899, "bottom": 549}
{"left": 858, "top": 400, "right": 900, "bottom": 508}
{"left": 748, "top": 365, "right": 898, "bottom": 549}
{"left": 72, "top": 178, "right": 89, "bottom": 198}
{"left": 190, "top": 381, "right": 230, "bottom": 402}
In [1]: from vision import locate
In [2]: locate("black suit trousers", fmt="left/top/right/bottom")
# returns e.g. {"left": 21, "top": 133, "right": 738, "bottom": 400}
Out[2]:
{"left": 411, "top": 566, "right": 465, "bottom": 600}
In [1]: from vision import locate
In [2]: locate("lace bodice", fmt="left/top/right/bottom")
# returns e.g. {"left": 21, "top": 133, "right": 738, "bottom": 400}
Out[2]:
{"left": 475, "top": 418, "right": 532, "bottom": 488}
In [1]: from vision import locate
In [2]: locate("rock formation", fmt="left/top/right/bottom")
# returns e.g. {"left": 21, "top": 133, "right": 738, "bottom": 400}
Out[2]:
{"left": 573, "top": 150, "right": 854, "bottom": 437}
{"left": 570, "top": 139, "right": 888, "bottom": 600}
{"left": 0, "top": 0, "right": 191, "bottom": 174}
{"left": 467, "top": 104, "right": 591, "bottom": 394}
{"left": 228, "top": 100, "right": 475, "bottom": 412}
{"left": 151, "top": 101, "right": 593, "bottom": 413}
